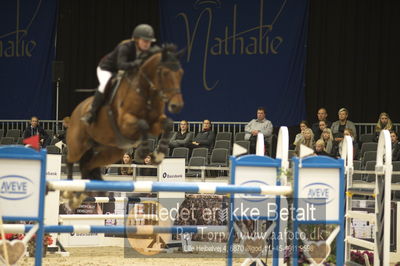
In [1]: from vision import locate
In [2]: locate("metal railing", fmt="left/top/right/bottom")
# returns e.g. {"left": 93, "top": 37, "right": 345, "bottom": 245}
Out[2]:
{"left": 1, "top": 120, "right": 400, "bottom": 137}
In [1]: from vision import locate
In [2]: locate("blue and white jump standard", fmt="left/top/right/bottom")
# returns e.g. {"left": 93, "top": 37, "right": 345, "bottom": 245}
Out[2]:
{"left": 0, "top": 146, "right": 47, "bottom": 266}
{"left": 292, "top": 156, "right": 345, "bottom": 265}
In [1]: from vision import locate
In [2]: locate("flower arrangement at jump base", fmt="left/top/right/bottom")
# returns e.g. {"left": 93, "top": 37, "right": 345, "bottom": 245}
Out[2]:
{"left": 350, "top": 250, "right": 373, "bottom": 265}
{"left": 27, "top": 234, "right": 53, "bottom": 257}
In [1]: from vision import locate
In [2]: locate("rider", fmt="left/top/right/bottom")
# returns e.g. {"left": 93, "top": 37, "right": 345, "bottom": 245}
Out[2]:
{"left": 81, "top": 24, "right": 156, "bottom": 124}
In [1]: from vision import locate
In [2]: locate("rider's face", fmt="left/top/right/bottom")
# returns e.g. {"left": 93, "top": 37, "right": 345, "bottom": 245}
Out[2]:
{"left": 136, "top": 38, "right": 151, "bottom": 51}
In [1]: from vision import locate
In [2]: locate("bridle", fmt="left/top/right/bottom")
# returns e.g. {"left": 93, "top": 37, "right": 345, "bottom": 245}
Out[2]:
{"left": 138, "top": 65, "right": 182, "bottom": 103}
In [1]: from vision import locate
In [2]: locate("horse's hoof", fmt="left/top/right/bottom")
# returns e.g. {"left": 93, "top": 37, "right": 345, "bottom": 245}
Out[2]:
{"left": 70, "top": 193, "right": 88, "bottom": 210}
{"left": 152, "top": 152, "right": 165, "bottom": 164}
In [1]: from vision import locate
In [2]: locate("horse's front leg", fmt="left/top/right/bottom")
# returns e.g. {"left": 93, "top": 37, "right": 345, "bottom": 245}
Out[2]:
{"left": 151, "top": 117, "right": 173, "bottom": 163}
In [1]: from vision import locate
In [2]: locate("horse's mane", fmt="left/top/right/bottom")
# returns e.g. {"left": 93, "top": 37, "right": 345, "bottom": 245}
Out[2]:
{"left": 137, "top": 44, "right": 181, "bottom": 71}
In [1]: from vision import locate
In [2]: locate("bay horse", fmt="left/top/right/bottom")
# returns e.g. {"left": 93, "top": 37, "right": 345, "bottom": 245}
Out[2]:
{"left": 63, "top": 44, "right": 184, "bottom": 206}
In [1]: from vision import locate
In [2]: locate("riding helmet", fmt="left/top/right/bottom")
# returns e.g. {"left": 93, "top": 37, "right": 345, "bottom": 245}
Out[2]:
{"left": 132, "top": 24, "right": 156, "bottom": 42}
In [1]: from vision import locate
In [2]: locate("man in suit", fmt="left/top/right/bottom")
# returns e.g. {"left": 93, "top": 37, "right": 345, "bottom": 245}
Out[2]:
{"left": 23, "top": 116, "right": 50, "bottom": 148}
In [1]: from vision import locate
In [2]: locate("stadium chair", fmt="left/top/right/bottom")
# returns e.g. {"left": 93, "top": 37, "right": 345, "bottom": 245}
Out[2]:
{"left": 214, "top": 140, "right": 231, "bottom": 153}
{"left": 364, "top": 161, "right": 376, "bottom": 182}
{"left": 362, "top": 151, "right": 377, "bottom": 167}
{"left": 0, "top": 137, "right": 15, "bottom": 145}
{"left": 186, "top": 157, "right": 206, "bottom": 177}
{"left": 216, "top": 132, "right": 232, "bottom": 142}
{"left": 234, "top": 132, "right": 246, "bottom": 141}
{"left": 359, "top": 134, "right": 375, "bottom": 143}
{"left": 352, "top": 160, "right": 362, "bottom": 181}
{"left": 359, "top": 142, "right": 378, "bottom": 160}
{"left": 191, "top": 147, "right": 208, "bottom": 162}
{"left": 393, "top": 161, "right": 400, "bottom": 200}
{"left": 46, "top": 145, "right": 61, "bottom": 154}
{"left": 5, "top": 129, "right": 21, "bottom": 142}
{"left": 209, "top": 148, "right": 229, "bottom": 177}
{"left": 171, "top": 147, "right": 189, "bottom": 165}
{"left": 46, "top": 129, "right": 54, "bottom": 139}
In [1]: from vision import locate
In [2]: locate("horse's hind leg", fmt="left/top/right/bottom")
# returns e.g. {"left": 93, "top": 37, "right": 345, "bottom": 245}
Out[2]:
{"left": 135, "top": 119, "right": 151, "bottom": 161}
{"left": 153, "top": 118, "right": 173, "bottom": 163}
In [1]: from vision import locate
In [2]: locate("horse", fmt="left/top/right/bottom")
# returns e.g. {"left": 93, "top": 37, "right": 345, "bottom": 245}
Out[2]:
{"left": 63, "top": 44, "right": 184, "bottom": 207}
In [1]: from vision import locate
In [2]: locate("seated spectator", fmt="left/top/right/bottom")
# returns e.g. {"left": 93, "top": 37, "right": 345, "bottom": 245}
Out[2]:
{"left": 140, "top": 153, "right": 157, "bottom": 176}
{"left": 189, "top": 119, "right": 215, "bottom": 151}
{"left": 320, "top": 128, "right": 334, "bottom": 155}
{"left": 118, "top": 153, "right": 133, "bottom": 175}
{"left": 169, "top": 120, "right": 192, "bottom": 149}
{"left": 390, "top": 130, "right": 400, "bottom": 161}
{"left": 333, "top": 128, "right": 359, "bottom": 159}
{"left": 293, "top": 120, "right": 309, "bottom": 147}
{"left": 314, "top": 139, "right": 332, "bottom": 157}
{"left": 374, "top": 112, "right": 393, "bottom": 142}
{"left": 315, "top": 120, "right": 328, "bottom": 141}
{"left": 331, "top": 108, "right": 357, "bottom": 142}
{"left": 22, "top": 116, "right": 50, "bottom": 148}
{"left": 311, "top": 108, "right": 332, "bottom": 140}
{"left": 294, "top": 128, "right": 314, "bottom": 156}
{"left": 245, "top": 107, "right": 273, "bottom": 154}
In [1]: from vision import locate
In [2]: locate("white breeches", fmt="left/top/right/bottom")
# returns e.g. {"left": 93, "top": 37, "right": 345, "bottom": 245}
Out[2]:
{"left": 97, "top": 67, "right": 113, "bottom": 93}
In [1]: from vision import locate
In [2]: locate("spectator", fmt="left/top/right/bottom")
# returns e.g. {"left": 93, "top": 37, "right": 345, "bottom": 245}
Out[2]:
{"left": 294, "top": 128, "right": 314, "bottom": 156}
{"left": 314, "top": 139, "right": 331, "bottom": 157}
{"left": 320, "top": 128, "right": 334, "bottom": 155}
{"left": 245, "top": 107, "right": 273, "bottom": 154}
{"left": 315, "top": 120, "right": 328, "bottom": 141}
{"left": 140, "top": 153, "right": 157, "bottom": 176}
{"left": 190, "top": 120, "right": 215, "bottom": 151}
{"left": 374, "top": 112, "right": 393, "bottom": 142}
{"left": 334, "top": 128, "right": 359, "bottom": 159}
{"left": 118, "top": 153, "right": 133, "bottom": 175}
{"left": 293, "top": 120, "right": 309, "bottom": 147}
{"left": 169, "top": 120, "right": 192, "bottom": 149}
{"left": 311, "top": 108, "right": 332, "bottom": 140}
{"left": 390, "top": 130, "right": 400, "bottom": 161}
{"left": 331, "top": 108, "right": 357, "bottom": 142}
{"left": 22, "top": 116, "right": 50, "bottom": 148}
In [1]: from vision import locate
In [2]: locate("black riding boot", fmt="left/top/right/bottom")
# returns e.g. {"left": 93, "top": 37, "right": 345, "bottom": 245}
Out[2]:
{"left": 81, "top": 91, "right": 105, "bottom": 124}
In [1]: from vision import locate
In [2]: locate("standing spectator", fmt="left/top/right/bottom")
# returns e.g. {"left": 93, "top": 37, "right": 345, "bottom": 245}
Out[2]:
{"left": 293, "top": 120, "right": 309, "bottom": 147}
{"left": 23, "top": 116, "right": 50, "bottom": 148}
{"left": 390, "top": 130, "right": 400, "bottom": 161}
{"left": 245, "top": 107, "right": 273, "bottom": 154}
{"left": 190, "top": 120, "right": 215, "bottom": 151}
{"left": 374, "top": 112, "right": 393, "bottom": 142}
{"left": 294, "top": 128, "right": 314, "bottom": 156}
{"left": 118, "top": 153, "right": 133, "bottom": 175}
{"left": 331, "top": 108, "right": 357, "bottom": 142}
{"left": 320, "top": 128, "right": 334, "bottom": 155}
{"left": 169, "top": 120, "right": 192, "bottom": 149}
{"left": 311, "top": 108, "right": 332, "bottom": 140}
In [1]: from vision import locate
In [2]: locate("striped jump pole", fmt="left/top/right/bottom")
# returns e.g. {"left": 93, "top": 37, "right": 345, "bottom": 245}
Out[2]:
{"left": 47, "top": 180, "right": 292, "bottom": 195}
{"left": 3, "top": 224, "right": 228, "bottom": 235}
{"left": 59, "top": 214, "right": 159, "bottom": 221}
{"left": 82, "top": 196, "right": 157, "bottom": 203}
